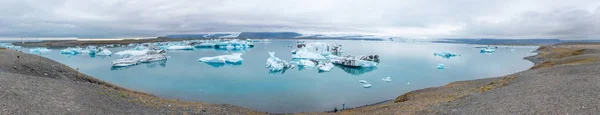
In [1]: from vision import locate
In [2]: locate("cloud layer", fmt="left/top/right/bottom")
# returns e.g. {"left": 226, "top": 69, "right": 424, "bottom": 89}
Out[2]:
{"left": 0, "top": 0, "right": 598, "bottom": 39}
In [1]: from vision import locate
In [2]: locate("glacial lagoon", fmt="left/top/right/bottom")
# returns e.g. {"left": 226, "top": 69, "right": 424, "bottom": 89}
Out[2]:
{"left": 15, "top": 40, "right": 536, "bottom": 113}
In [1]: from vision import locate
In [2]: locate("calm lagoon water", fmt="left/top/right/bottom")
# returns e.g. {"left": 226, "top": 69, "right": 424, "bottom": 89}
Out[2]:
{"left": 20, "top": 40, "right": 537, "bottom": 113}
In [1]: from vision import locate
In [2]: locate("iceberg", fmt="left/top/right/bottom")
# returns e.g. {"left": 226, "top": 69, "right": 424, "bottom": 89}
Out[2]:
{"left": 29, "top": 48, "right": 52, "bottom": 53}
{"left": 362, "top": 83, "right": 372, "bottom": 88}
{"left": 331, "top": 58, "right": 378, "bottom": 67}
{"left": 434, "top": 52, "right": 459, "bottom": 59}
{"left": 359, "top": 80, "right": 368, "bottom": 84}
{"left": 198, "top": 53, "right": 243, "bottom": 64}
{"left": 167, "top": 45, "right": 194, "bottom": 50}
{"left": 295, "top": 42, "right": 342, "bottom": 54}
{"left": 133, "top": 46, "right": 147, "bottom": 50}
{"left": 382, "top": 77, "right": 392, "bottom": 82}
{"left": 291, "top": 50, "right": 326, "bottom": 60}
{"left": 437, "top": 63, "right": 445, "bottom": 69}
{"left": 115, "top": 50, "right": 151, "bottom": 56}
{"left": 318, "top": 62, "right": 334, "bottom": 72}
{"left": 480, "top": 48, "right": 496, "bottom": 53}
{"left": 60, "top": 47, "right": 82, "bottom": 55}
{"left": 266, "top": 52, "right": 294, "bottom": 72}
{"left": 358, "top": 80, "right": 371, "bottom": 88}
{"left": 290, "top": 59, "right": 317, "bottom": 68}
{"left": 111, "top": 53, "right": 168, "bottom": 67}
{"left": 95, "top": 49, "right": 112, "bottom": 56}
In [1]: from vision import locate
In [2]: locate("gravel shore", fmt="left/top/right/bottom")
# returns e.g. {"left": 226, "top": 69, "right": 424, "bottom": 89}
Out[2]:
{"left": 0, "top": 49, "right": 263, "bottom": 114}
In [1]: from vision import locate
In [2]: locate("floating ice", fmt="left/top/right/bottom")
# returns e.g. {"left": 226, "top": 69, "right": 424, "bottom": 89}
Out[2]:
{"left": 95, "top": 49, "right": 112, "bottom": 56}
{"left": 382, "top": 77, "right": 392, "bottom": 82}
{"left": 358, "top": 80, "right": 368, "bottom": 84}
{"left": 480, "top": 48, "right": 496, "bottom": 53}
{"left": 112, "top": 53, "right": 168, "bottom": 67}
{"left": 167, "top": 45, "right": 194, "bottom": 50}
{"left": 133, "top": 46, "right": 147, "bottom": 50}
{"left": 291, "top": 50, "right": 326, "bottom": 60}
{"left": 198, "top": 53, "right": 243, "bottom": 64}
{"left": 295, "top": 42, "right": 342, "bottom": 54}
{"left": 331, "top": 58, "right": 378, "bottom": 67}
{"left": 60, "top": 47, "right": 83, "bottom": 54}
{"left": 115, "top": 49, "right": 152, "bottom": 56}
{"left": 318, "top": 62, "right": 334, "bottom": 72}
{"left": 362, "top": 83, "right": 372, "bottom": 88}
{"left": 290, "top": 59, "right": 317, "bottom": 68}
{"left": 266, "top": 52, "right": 294, "bottom": 72}
{"left": 437, "top": 63, "right": 445, "bottom": 69}
{"left": 29, "top": 48, "right": 52, "bottom": 53}
{"left": 407, "top": 81, "right": 411, "bottom": 85}
{"left": 434, "top": 52, "right": 459, "bottom": 59}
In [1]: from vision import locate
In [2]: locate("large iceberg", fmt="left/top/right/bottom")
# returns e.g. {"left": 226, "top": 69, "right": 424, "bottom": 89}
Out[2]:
{"left": 115, "top": 50, "right": 151, "bottom": 56}
{"left": 112, "top": 52, "right": 168, "bottom": 67}
{"left": 290, "top": 59, "right": 318, "bottom": 68}
{"left": 167, "top": 45, "right": 194, "bottom": 50}
{"left": 434, "top": 52, "right": 459, "bottom": 59}
{"left": 198, "top": 53, "right": 243, "bottom": 64}
{"left": 331, "top": 55, "right": 379, "bottom": 68}
{"left": 295, "top": 42, "right": 342, "bottom": 54}
{"left": 266, "top": 52, "right": 294, "bottom": 72}
{"left": 291, "top": 50, "right": 326, "bottom": 60}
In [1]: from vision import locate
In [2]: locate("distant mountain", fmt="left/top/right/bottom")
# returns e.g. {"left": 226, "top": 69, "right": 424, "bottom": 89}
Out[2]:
{"left": 162, "top": 32, "right": 385, "bottom": 40}
{"left": 237, "top": 32, "right": 302, "bottom": 38}
{"left": 435, "top": 38, "right": 563, "bottom": 45}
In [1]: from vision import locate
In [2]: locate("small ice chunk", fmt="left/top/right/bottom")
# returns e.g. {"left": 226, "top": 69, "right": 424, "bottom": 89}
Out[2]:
{"left": 358, "top": 80, "right": 368, "bottom": 84}
{"left": 167, "top": 45, "right": 194, "bottom": 50}
{"left": 480, "top": 47, "right": 496, "bottom": 53}
{"left": 382, "top": 77, "right": 391, "bottom": 82}
{"left": 198, "top": 53, "right": 243, "bottom": 64}
{"left": 362, "top": 83, "right": 372, "bottom": 88}
{"left": 434, "top": 52, "right": 459, "bottom": 59}
{"left": 407, "top": 81, "right": 411, "bottom": 85}
{"left": 437, "top": 63, "right": 445, "bottom": 69}
{"left": 318, "top": 62, "right": 334, "bottom": 72}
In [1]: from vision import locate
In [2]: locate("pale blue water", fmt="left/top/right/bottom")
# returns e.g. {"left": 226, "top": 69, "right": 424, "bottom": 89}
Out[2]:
{"left": 18, "top": 40, "right": 537, "bottom": 113}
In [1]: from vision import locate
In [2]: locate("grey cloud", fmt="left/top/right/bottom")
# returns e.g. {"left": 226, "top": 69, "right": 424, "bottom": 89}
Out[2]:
{"left": 0, "top": 0, "right": 598, "bottom": 39}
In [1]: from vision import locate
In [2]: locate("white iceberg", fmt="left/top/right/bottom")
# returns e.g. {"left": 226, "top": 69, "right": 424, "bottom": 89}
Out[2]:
{"left": 167, "top": 45, "right": 194, "bottom": 50}
{"left": 29, "top": 48, "right": 52, "bottom": 53}
{"left": 291, "top": 50, "right": 326, "bottom": 60}
{"left": 362, "top": 83, "right": 372, "bottom": 88}
{"left": 198, "top": 53, "right": 243, "bottom": 64}
{"left": 266, "top": 52, "right": 294, "bottom": 72}
{"left": 290, "top": 59, "right": 317, "bottom": 68}
{"left": 318, "top": 62, "right": 334, "bottom": 72}
{"left": 437, "top": 63, "right": 445, "bottom": 69}
{"left": 115, "top": 50, "right": 151, "bottom": 56}
{"left": 331, "top": 58, "right": 378, "bottom": 67}
{"left": 359, "top": 80, "right": 368, "bottom": 84}
{"left": 382, "top": 77, "right": 392, "bottom": 82}
{"left": 60, "top": 47, "right": 82, "bottom": 54}
{"left": 111, "top": 53, "right": 168, "bottom": 67}
{"left": 95, "top": 49, "right": 112, "bottom": 56}
{"left": 434, "top": 52, "right": 459, "bottom": 59}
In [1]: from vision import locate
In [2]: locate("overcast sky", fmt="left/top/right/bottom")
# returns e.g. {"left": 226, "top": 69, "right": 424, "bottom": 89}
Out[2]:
{"left": 0, "top": 0, "right": 599, "bottom": 39}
